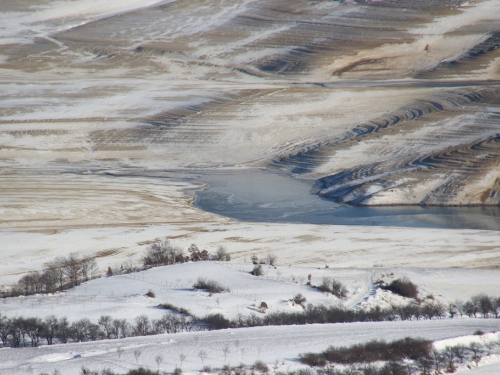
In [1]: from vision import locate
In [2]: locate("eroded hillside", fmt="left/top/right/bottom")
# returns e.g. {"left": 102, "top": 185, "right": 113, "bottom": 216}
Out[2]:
{"left": 1, "top": 0, "right": 500, "bottom": 209}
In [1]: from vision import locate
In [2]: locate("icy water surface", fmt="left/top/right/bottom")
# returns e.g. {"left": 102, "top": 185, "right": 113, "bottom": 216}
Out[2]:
{"left": 195, "top": 172, "right": 500, "bottom": 230}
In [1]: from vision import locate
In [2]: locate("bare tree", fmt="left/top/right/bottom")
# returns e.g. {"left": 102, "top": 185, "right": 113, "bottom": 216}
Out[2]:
{"left": 143, "top": 238, "right": 179, "bottom": 266}
{"left": 80, "top": 256, "right": 98, "bottom": 282}
{"left": 62, "top": 253, "right": 82, "bottom": 287}
{"left": 447, "top": 302, "right": 458, "bottom": 319}
{"left": 222, "top": 344, "right": 230, "bottom": 361}
{"left": 179, "top": 353, "right": 186, "bottom": 367}
{"left": 198, "top": 350, "right": 207, "bottom": 365}
{"left": 468, "top": 342, "right": 484, "bottom": 367}
{"left": 113, "top": 319, "right": 129, "bottom": 338}
{"left": 485, "top": 340, "right": 496, "bottom": 356}
{"left": 452, "top": 345, "right": 467, "bottom": 364}
{"left": 47, "top": 258, "right": 66, "bottom": 291}
{"left": 40, "top": 267, "right": 58, "bottom": 293}
{"left": 215, "top": 245, "right": 230, "bottom": 261}
{"left": 43, "top": 315, "right": 58, "bottom": 345}
{"left": 133, "top": 315, "right": 151, "bottom": 336}
{"left": 492, "top": 297, "right": 500, "bottom": 318}
{"left": 442, "top": 346, "right": 457, "bottom": 373}
{"left": 265, "top": 253, "right": 278, "bottom": 266}
{"left": 17, "top": 272, "right": 41, "bottom": 295}
{"left": 477, "top": 294, "right": 493, "bottom": 318}
{"left": 417, "top": 356, "right": 433, "bottom": 375}
{"left": 57, "top": 317, "right": 71, "bottom": 344}
{"left": 134, "top": 349, "right": 142, "bottom": 363}
{"left": 155, "top": 355, "right": 163, "bottom": 370}
{"left": 98, "top": 315, "right": 114, "bottom": 339}
{"left": 69, "top": 319, "right": 86, "bottom": 342}
{"left": 432, "top": 349, "right": 445, "bottom": 374}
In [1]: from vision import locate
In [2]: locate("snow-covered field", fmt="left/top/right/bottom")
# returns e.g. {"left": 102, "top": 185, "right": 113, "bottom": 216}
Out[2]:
{"left": 1, "top": 261, "right": 500, "bottom": 374}
{"left": 2, "top": 318, "right": 500, "bottom": 375}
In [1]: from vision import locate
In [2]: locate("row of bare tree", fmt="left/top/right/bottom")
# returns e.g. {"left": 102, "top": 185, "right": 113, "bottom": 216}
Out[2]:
{"left": 0, "top": 312, "right": 195, "bottom": 348}
{"left": 15, "top": 253, "right": 97, "bottom": 296}
{"left": 142, "top": 239, "right": 231, "bottom": 267}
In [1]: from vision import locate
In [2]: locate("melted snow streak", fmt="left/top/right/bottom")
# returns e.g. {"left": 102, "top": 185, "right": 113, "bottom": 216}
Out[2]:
{"left": 1, "top": 0, "right": 500, "bottom": 209}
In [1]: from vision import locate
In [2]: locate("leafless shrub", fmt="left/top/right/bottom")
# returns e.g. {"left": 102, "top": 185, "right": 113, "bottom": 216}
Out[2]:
{"left": 265, "top": 253, "right": 278, "bottom": 266}
{"left": 259, "top": 302, "right": 268, "bottom": 313}
{"left": 133, "top": 349, "right": 142, "bottom": 363}
{"left": 143, "top": 238, "right": 184, "bottom": 266}
{"left": 215, "top": 245, "right": 231, "bottom": 261}
{"left": 299, "top": 353, "right": 327, "bottom": 367}
{"left": 382, "top": 277, "right": 418, "bottom": 299}
{"left": 193, "top": 277, "right": 229, "bottom": 293}
{"left": 318, "top": 277, "right": 332, "bottom": 293}
{"left": 253, "top": 360, "right": 269, "bottom": 373}
{"left": 292, "top": 293, "right": 307, "bottom": 307}
{"left": 179, "top": 353, "right": 186, "bottom": 367}
{"left": 199, "top": 350, "right": 208, "bottom": 365}
{"left": 331, "top": 280, "right": 348, "bottom": 299}
{"left": 301, "top": 337, "right": 432, "bottom": 366}
{"left": 222, "top": 344, "right": 231, "bottom": 361}
{"left": 155, "top": 355, "right": 163, "bottom": 370}
{"left": 251, "top": 265, "right": 264, "bottom": 276}
{"left": 317, "top": 277, "right": 347, "bottom": 298}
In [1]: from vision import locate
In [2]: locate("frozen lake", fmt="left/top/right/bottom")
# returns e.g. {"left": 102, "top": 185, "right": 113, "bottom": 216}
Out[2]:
{"left": 195, "top": 172, "right": 500, "bottom": 230}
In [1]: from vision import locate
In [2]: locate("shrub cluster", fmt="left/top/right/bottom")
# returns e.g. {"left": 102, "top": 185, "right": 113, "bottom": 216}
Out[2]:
{"left": 193, "top": 277, "right": 229, "bottom": 293}
{"left": 54, "top": 367, "right": 161, "bottom": 375}
{"left": 250, "top": 265, "right": 264, "bottom": 276}
{"left": 299, "top": 337, "right": 498, "bottom": 375}
{"left": 251, "top": 254, "right": 278, "bottom": 266}
{"left": 159, "top": 302, "right": 191, "bottom": 316}
{"left": 300, "top": 338, "right": 432, "bottom": 366}
{"left": 381, "top": 277, "right": 418, "bottom": 299}
{"left": 73, "top": 361, "right": 269, "bottom": 375}
{"left": 143, "top": 241, "right": 231, "bottom": 267}
{"left": 317, "top": 277, "right": 347, "bottom": 299}
{"left": 292, "top": 293, "right": 307, "bottom": 307}
{"left": 142, "top": 239, "right": 186, "bottom": 266}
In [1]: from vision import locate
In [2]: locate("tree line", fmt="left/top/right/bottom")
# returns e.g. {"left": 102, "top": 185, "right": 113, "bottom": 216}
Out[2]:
{"left": 13, "top": 253, "right": 97, "bottom": 297}
{"left": 142, "top": 240, "right": 230, "bottom": 267}
{"left": 198, "top": 293, "right": 500, "bottom": 330}
{"left": 2, "top": 292, "right": 499, "bottom": 348}
{"left": 0, "top": 312, "right": 195, "bottom": 348}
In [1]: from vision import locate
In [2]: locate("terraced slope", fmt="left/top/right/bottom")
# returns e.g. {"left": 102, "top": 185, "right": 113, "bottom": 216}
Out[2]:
{"left": 1, "top": 0, "right": 500, "bottom": 219}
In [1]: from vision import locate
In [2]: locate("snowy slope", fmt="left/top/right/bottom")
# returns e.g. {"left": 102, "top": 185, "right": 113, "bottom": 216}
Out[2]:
{"left": 1, "top": 320, "right": 500, "bottom": 375}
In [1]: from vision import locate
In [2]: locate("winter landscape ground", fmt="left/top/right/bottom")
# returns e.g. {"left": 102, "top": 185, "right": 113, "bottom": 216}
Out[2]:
{"left": 1, "top": 0, "right": 500, "bottom": 374}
